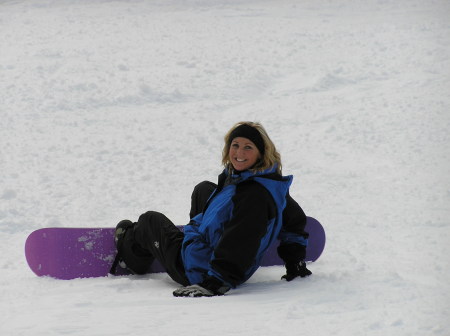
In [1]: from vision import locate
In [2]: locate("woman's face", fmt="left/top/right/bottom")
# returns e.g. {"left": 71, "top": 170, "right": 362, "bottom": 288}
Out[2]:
{"left": 228, "top": 137, "right": 261, "bottom": 171}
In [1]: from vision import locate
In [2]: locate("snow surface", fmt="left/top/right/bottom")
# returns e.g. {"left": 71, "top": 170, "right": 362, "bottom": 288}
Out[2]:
{"left": 1, "top": 0, "right": 450, "bottom": 335}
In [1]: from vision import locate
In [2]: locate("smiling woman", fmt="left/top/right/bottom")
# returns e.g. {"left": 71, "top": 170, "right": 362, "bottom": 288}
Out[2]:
{"left": 110, "top": 121, "right": 311, "bottom": 297}
{"left": 229, "top": 137, "right": 261, "bottom": 171}
{"left": 222, "top": 122, "right": 283, "bottom": 175}
{"left": 225, "top": 123, "right": 265, "bottom": 172}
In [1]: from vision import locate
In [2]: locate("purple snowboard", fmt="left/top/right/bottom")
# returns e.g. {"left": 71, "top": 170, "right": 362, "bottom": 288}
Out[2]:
{"left": 25, "top": 217, "right": 325, "bottom": 280}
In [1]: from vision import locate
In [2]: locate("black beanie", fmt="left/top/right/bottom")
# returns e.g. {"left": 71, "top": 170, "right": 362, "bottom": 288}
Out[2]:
{"left": 229, "top": 124, "right": 265, "bottom": 155}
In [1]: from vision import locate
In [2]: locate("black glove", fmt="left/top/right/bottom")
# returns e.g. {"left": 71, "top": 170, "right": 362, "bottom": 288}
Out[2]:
{"left": 173, "top": 276, "right": 230, "bottom": 297}
{"left": 281, "top": 261, "right": 312, "bottom": 281}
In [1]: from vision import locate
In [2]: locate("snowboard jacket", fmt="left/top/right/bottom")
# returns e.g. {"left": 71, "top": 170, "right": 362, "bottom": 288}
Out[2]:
{"left": 181, "top": 165, "right": 293, "bottom": 288}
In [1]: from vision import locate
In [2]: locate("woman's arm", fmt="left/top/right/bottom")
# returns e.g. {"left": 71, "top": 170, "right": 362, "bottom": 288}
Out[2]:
{"left": 277, "top": 194, "right": 312, "bottom": 280}
{"left": 278, "top": 194, "right": 309, "bottom": 262}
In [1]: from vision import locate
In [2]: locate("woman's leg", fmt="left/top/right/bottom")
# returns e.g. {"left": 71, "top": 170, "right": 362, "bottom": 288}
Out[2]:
{"left": 133, "top": 211, "right": 190, "bottom": 286}
{"left": 117, "top": 180, "right": 216, "bottom": 284}
{"left": 113, "top": 219, "right": 155, "bottom": 275}
{"left": 189, "top": 181, "right": 217, "bottom": 219}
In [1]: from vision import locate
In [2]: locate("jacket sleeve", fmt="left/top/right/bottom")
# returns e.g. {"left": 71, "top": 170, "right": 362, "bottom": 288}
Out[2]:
{"left": 209, "top": 181, "right": 276, "bottom": 287}
{"left": 277, "top": 193, "right": 309, "bottom": 263}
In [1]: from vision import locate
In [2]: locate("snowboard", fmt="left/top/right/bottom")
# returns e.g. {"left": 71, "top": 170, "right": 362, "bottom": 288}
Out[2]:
{"left": 25, "top": 217, "right": 325, "bottom": 280}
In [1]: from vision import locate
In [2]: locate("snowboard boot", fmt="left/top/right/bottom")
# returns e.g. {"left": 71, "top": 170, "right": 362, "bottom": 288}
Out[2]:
{"left": 109, "top": 220, "right": 154, "bottom": 275}
{"left": 114, "top": 219, "right": 134, "bottom": 248}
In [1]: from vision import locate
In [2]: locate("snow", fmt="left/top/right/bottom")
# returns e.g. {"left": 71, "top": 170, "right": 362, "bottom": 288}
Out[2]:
{"left": 1, "top": 0, "right": 450, "bottom": 335}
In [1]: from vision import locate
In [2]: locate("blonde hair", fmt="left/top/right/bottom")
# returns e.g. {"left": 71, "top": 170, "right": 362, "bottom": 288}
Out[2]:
{"left": 222, "top": 121, "right": 282, "bottom": 174}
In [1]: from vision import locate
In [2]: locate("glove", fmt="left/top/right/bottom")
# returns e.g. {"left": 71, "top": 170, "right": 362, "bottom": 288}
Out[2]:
{"left": 173, "top": 284, "right": 217, "bottom": 297}
{"left": 281, "top": 261, "right": 312, "bottom": 281}
{"left": 173, "top": 276, "right": 230, "bottom": 297}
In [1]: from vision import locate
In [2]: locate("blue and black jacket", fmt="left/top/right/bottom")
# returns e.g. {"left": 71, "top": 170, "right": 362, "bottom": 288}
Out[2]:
{"left": 181, "top": 165, "right": 307, "bottom": 288}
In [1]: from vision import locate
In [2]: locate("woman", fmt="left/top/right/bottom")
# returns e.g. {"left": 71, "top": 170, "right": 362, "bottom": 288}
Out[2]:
{"left": 111, "top": 121, "right": 311, "bottom": 297}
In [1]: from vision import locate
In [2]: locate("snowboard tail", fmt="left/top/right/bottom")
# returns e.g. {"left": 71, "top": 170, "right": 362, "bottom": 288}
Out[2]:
{"left": 25, "top": 217, "right": 325, "bottom": 280}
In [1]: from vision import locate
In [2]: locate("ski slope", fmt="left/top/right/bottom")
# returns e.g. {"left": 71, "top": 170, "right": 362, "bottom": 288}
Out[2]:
{"left": 1, "top": 0, "right": 449, "bottom": 335}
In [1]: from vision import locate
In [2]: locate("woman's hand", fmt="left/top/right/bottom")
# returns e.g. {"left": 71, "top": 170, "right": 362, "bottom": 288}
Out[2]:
{"left": 281, "top": 261, "right": 312, "bottom": 281}
{"left": 173, "top": 276, "right": 230, "bottom": 297}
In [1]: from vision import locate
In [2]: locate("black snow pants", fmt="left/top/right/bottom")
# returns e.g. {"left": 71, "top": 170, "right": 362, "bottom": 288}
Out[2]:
{"left": 120, "top": 181, "right": 216, "bottom": 286}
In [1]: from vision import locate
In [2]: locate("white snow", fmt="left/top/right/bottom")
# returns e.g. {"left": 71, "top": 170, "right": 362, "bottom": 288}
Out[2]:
{"left": 1, "top": 0, "right": 450, "bottom": 335}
